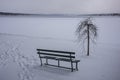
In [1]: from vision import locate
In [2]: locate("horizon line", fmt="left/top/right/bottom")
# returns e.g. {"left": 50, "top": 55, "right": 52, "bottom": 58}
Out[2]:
{"left": 0, "top": 12, "right": 120, "bottom": 18}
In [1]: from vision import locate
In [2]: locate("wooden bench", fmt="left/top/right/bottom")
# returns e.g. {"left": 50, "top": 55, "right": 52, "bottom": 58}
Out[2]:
{"left": 37, "top": 49, "right": 80, "bottom": 72}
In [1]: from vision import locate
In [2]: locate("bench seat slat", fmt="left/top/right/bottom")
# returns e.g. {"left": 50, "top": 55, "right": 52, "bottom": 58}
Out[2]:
{"left": 37, "top": 52, "right": 75, "bottom": 58}
{"left": 40, "top": 56, "right": 80, "bottom": 62}
{"left": 37, "top": 49, "right": 75, "bottom": 54}
{"left": 40, "top": 56, "right": 57, "bottom": 59}
{"left": 57, "top": 58, "right": 80, "bottom": 62}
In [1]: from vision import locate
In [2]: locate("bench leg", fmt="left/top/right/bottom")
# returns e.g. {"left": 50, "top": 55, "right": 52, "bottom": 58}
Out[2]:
{"left": 46, "top": 58, "right": 48, "bottom": 65}
{"left": 58, "top": 60, "right": 60, "bottom": 67}
{"left": 71, "top": 61, "right": 73, "bottom": 72}
{"left": 76, "top": 62, "right": 78, "bottom": 71}
{"left": 39, "top": 55, "right": 43, "bottom": 66}
{"left": 40, "top": 58, "right": 42, "bottom": 66}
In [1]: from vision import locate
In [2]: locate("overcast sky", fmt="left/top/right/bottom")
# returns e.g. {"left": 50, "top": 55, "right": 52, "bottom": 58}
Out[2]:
{"left": 0, "top": 0, "right": 120, "bottom": 14}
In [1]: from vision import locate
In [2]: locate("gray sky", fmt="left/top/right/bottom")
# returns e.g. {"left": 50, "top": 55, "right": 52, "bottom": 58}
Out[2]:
{"left": 0, "top": 0, "right": 120, "bottom": 14}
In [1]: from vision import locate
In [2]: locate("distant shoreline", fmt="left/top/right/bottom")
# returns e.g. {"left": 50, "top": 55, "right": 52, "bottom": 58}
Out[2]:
{"left": 0, "top": 12, "right": 120, "bottom": 18}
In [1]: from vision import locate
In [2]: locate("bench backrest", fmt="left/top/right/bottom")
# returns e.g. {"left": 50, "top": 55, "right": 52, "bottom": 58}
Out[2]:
{"left": 37, "top": 49, "right": 75, "bottom": 59}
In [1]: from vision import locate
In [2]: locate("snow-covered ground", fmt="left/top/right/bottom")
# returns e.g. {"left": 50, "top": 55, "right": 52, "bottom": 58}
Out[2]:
{"left": 0, "top": 33, "right": 120, "bottom": 80}
{"left": 0, "top": 16, "right": 120, "bottom": 80}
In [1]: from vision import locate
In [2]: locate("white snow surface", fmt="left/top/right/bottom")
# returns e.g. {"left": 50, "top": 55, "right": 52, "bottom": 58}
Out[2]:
{"left": 0, "top": 33, "right": 120, "bottom": 80}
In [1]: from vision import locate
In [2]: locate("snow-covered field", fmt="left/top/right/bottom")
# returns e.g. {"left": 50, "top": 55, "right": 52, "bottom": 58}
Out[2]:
{"left": 0, "top": 16, "right": 120, "bottom": 80}
{"left": 0, "top": 33, "right": 120, "bottom": 80}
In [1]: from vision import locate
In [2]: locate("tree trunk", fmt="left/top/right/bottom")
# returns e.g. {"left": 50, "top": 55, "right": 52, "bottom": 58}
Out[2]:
{"left": 87, "top": 26, "right": 90, "bottom": 56}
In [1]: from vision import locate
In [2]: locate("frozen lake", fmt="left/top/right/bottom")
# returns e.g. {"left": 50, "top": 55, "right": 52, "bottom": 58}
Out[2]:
{"left": 0, "top": 16, "right": 120, "bottom": 45}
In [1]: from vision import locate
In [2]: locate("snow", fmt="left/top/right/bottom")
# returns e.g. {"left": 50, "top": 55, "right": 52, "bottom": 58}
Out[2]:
{"left": 0, "top": 33, "right": 120, "bottom": 80}
{"left": 0, "top": 16, "right": 120, "bottom": 80}
{"left": 0, "top": 17, "right": 120, "bottom": 45}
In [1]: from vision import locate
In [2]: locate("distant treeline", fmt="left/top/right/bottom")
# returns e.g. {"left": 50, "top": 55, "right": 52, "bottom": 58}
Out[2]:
{"left": 0, "top": 12, "right": 120, "bottom": 17}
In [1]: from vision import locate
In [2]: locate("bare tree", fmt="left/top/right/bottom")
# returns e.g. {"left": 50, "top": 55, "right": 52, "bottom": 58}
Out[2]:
{"left": 76, "top": 17, "right": 97, "bottom": 56}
